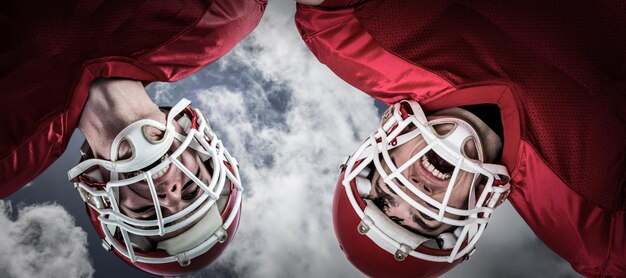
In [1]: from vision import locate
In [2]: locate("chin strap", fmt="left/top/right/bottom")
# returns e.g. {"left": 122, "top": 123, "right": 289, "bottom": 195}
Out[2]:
{"left": 356, "top": 174, "right": 461, "bottom": 258}
{"left": 156, "top": 202, "right": 224, "bottom": 257}
{"left": 362, "top": 199, "right": 431, "bottom": 254}
{"left": 361, "top": 198, "right": 461, "bottom": 261}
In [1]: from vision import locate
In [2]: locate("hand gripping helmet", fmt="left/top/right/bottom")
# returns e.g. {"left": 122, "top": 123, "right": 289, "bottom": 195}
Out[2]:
{"left": 68, "top": 98, "right": 242, "bottom": 276}
{"left": 333, "top": 100, "right": 511, "bottom": 278}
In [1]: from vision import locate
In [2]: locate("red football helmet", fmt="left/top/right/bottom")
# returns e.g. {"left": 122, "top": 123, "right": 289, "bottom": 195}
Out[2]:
{"left": 68, "top": 99, "right": 242, "bottom": 276}
{"left": 333, "top": 100, "right": 511, "bottom": 277}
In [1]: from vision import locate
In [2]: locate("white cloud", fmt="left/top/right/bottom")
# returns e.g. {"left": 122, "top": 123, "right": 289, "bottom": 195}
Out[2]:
{"left": 0, "top": 201, "right": 94, "bottom": 278}
{"left": 187, "top": 2, "right": 376, "bottom": 277}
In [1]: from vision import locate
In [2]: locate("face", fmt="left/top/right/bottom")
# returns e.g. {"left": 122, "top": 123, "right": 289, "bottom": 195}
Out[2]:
{"left": 114, "top": 125, "right": 213, "bottom": 243}
{"left": 368, "top": 121, "right": 482, "bottom": 237}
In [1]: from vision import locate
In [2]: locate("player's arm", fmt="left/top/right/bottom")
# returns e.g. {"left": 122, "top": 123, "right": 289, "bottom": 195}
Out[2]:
{"left": 295, "top": 0, "right": 454, "bottom": 104}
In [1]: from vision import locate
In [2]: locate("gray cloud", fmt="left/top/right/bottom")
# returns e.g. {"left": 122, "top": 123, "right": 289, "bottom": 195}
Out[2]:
{"left": 0, "top": 201, "right": 94, "bottom": 278}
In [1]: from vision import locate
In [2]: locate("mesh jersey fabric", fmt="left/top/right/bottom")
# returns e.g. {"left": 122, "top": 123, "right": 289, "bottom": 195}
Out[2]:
{"left": 296, "top": 0, "right": 625, "bottom": 276}
{"left": 353, "top": 0, "right": 625, "bottom": 212}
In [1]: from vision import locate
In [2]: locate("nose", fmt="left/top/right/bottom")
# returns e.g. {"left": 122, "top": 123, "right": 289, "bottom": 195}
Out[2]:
{"left": 155, "top": 181, "right": 182, "bottom": 211}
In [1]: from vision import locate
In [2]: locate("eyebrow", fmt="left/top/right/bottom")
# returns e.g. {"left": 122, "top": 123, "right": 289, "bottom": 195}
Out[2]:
{"left": 390, "top": 216, "right": 424, "bottom": 235}
{"left": 411, "top": 211, "right": 441, "bottom": 232}
{"left": 401, "top": 223, "right": 423, "bottom": 235}
{"left": 412, "top": 213, "right": 422, "bottom": 226}
{"left": 375, "top": 183, "right": 399, "bottom": 207}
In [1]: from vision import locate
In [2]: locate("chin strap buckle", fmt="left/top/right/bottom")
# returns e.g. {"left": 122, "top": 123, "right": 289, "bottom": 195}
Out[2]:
{"left": 488, "top": 188, "right": 511, "bottom": 208}
{"left": 357, "top": 216, "right": 373, "bottom": 235}
{"left": 394, "top": 244, "right": 411, "bottom": 261}
{"left": 78, "top": 187, "right": 105, "bottom": 209}
{"left": 463, "top": 247, "right": 477, "bottom": 262}
{"left": 216, "top": 227, "right": 228, "bottom": 243}
{"left": 339, "top": 155, "right": 351, "bottom": 173}
{"left": 176, "top": 253, "right": 191, "bottom": 267}
{"left": 496, "top": 189, "right": 511, "bottom": 207}
{"left": 101, "top": 240, "right": 112, "bottom": 252}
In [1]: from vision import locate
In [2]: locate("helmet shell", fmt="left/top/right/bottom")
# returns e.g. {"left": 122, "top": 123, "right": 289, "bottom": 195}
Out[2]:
{"left": 332, "top": 172, "right": 463, "bottom": 278}
{"left": 85, "top": 179, "right": 241, "bottom": 276}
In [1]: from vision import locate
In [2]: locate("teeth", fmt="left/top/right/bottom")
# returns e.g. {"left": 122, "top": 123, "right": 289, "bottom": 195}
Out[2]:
{"left": 421, "top": 156, "right": 452, "bottom": 180}
{"left": 427, "top": 164, "right": 435, "bottom": 172}
{"left": 151, "top": 154, "right": 170, "bottom": 180}
{"left": 129, "top": 170, "right": 144, "bottom": 178}
{"left": 126, "top": 154, "right": 171, "bottom": 180}
{"left": 151, "top": 164, "right": 170, "bottom": 180}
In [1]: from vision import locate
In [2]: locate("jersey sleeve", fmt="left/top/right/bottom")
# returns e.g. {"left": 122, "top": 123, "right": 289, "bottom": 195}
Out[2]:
{"left": 0, "top": 0, "right": 267, "bottom": 197}
{"left": 134, "top": 0, "right": 267, "bottom": 82}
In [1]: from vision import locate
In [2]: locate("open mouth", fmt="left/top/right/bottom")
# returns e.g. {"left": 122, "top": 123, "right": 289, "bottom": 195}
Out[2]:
{"left": 126, "top": 153, "right": 171, "bottom": 180}
{"left": 420, "top": 150, "right": 455, "bottom": 180}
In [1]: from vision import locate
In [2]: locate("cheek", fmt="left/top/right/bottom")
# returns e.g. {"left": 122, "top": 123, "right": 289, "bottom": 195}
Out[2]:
{"left": 450, "top": 172, "right": 474, "bottom": 205}
{"left": 119, "top": 187, "right": 148, "bottom": 208}
{"left": 389, "top": 202, "right": 414, "bottom": 219}
{"left": 179, "top": 150, "right": 199, "bottom": 172}
{"left": 391, "top": 135, "right": 429, "bottom": 166}
{"left": 384, "top": 206, "right": 402, "bottom": 219}
{"left": 368, "top": 173, "right": 383, "bottom": 199}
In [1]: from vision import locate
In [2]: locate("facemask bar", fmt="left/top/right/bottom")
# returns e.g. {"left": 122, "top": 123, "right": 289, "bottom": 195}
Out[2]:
{"left": 342, "top": 100, "right": 510, "bottom": 263}
{"left": 68, "top": 98, "right": 243, "bottom": 265}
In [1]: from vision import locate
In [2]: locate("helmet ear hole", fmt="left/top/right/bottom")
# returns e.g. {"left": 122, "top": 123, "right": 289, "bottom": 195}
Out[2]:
{"left": 116, "top": 139, "right": 134, "bottom": 160}
{"left": 431, "top": 122, "right": 456, "bottom": 137}
{"left": 142, "top": 125, "right": 167, "bottom": 144}
{"left": 462, "top": 138, "right": 480, "bottom": 161}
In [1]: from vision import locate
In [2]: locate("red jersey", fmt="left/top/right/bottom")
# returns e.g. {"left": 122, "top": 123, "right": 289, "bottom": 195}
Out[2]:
{"left": 0, "top": 0, "right": 266, "bottom": 197}
{"left": 296, "top": 1, "right": 625, "bottom": 277}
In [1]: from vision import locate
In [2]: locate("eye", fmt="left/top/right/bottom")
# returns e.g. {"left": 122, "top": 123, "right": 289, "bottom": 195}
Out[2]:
{"left": 134, "top": 207, "right": 157, "bottom": 220}
{"left": 181, "top": 167, "right": 202, "bottom": 201}
{"left": 389, "top": 216, "right": 403, "bottom": 225}
{"left": 182, "top": 184, "right": 200, "bottom": 201}
{"left": 141, "top": 213, "right": 157, "bottom": 220}
{"left": 381, "top": 180, "right": 398, "bottom": 194}
{"left": 182, "top": 179, "right": 193, "bottom": 191}
{"left": 432, "top": 123, "right": 455, "bottom": 136}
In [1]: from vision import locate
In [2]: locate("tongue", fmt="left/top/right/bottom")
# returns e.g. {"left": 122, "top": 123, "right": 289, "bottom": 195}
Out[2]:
{"left": 425, "top": 150, "right": 455, "bottom": 174}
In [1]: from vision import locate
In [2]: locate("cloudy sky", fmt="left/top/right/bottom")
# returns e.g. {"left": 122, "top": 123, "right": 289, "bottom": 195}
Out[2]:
{"left": 2, "top": 1, "right": 581, "bottom": 277}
